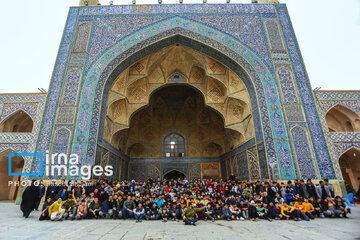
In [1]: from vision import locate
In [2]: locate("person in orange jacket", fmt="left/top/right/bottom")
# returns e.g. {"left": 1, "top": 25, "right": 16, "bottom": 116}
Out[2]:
{"left": 293, "top": 199, "right": 310, "bottom": 221}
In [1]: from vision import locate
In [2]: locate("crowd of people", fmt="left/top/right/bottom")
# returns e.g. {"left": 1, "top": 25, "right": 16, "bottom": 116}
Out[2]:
{"left": 20, "top": 175, "right": 358, "bottom": 225}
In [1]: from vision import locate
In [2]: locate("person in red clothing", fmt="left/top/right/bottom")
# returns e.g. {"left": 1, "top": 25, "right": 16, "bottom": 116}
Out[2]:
{"left": 220, "top": 185, "right": 225, "bottom": 194}
{"left": 93, "top": 188, "right": 100, "bottom": 199}
{"left": 164, "top": 185, "right": 170, "bottom": 193}
{"left": 273, "top": 202, "right": 283, "bottom": 219}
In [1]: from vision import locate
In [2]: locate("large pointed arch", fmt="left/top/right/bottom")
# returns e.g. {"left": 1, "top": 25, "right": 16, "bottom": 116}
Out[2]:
{"left": 72, "top": 18, "right": 295, "bottom": 178}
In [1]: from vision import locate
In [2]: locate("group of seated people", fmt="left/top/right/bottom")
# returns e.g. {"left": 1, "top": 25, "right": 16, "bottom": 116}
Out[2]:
{"left": 36, "top": 177, "right": 353, "bottom": 225}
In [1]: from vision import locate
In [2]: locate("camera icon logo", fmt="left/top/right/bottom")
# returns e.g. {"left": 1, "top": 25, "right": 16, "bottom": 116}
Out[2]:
{"left": 8, "top": 152, "right": 43, "bottom": 176}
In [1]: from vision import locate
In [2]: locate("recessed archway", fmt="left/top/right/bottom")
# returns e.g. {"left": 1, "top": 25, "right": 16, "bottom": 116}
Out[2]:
{"left": 326, "top": 104, "right": 360, "bottom": 132}
{"left": 339, "top": 147, "right": 360, "bottom": 191}
{"left": 0, "top": 110, "right": 33, "bottom": 133}
{"left": 0, "top": 149, "right": 25, "bottom": 200}
{"left": 104, "top": 45, "right": 255, "bottom": 160}
{"left": 164, "top": 170, "right": 186, "bottom": 180}
{"left": 111, "top": 84, "right": 246, "bottom": 159}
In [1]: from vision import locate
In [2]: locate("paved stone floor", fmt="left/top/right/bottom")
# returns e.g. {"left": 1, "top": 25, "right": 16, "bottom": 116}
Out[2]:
{"left": 1, "top": 201, "right": 360, "bottom": 240}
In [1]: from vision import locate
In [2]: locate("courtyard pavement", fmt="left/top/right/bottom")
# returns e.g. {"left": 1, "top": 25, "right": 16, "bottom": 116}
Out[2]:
{"left": 0, "top": 201, "right": 360, "bottom": 240}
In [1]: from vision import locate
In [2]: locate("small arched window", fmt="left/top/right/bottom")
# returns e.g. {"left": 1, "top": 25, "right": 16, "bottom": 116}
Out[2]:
{"left": 164, "top": 133, "right": 185, "bottom": 157}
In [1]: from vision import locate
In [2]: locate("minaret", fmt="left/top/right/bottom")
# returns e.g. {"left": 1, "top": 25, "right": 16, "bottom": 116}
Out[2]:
{"left": 79, "top": 0, "right": 100, "bottom": 6}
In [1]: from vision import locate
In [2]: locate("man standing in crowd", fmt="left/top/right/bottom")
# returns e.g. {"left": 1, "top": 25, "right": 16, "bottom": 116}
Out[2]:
{"left": 324, "top": 179, "right": 335, "bottom": 198}
{"left": 46, "top": 179, "right": 58, "bottom": 201}
{"left": 316, "top": 181, "right": 331, "bottom": 200}
{"left": 35, "top": 180, "right": 46, "bottom": 211}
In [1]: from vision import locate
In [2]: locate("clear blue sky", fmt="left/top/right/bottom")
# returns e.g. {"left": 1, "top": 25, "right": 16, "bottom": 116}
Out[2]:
{"left": 0, "top": 0, "right": 359, "bottom": 93}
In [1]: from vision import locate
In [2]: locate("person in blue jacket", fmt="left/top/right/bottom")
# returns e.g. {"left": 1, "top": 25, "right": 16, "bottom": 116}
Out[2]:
{"left": 99, "top": 195, "right": 115, "bottom": 218}
{"left": 222, "top": 203, "right": 232, "bottom": 220}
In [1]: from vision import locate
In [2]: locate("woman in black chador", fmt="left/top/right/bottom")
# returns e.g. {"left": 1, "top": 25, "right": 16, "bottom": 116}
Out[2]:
{"left": 21, "top": 180, "right": 39, "bottom": 218}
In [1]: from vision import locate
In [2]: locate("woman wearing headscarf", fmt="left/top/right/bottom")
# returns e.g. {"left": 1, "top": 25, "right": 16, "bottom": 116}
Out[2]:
{"left": 21, "top": 180, "right": 39, "bottom": 218}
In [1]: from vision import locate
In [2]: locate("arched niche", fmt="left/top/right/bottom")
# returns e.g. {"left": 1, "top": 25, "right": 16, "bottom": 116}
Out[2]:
{"left": 226, "top": 97, "right": 251, "bottom": 125}
{"left": 127, "top": 143, "right": 147, "bottom": 158}
{"left": 338, "top": 147, "right": 360, "bottom": 191}
{"left": 111, "top": 84, "right": 245, "bottom": 158}
{"left": 0, "top": 110, "right": 33, "bottom": 133}
{"left": 110, "top": 128, "right": 129, "bottom": 152}
{"left": 203, "top": 142, "right": 223, "bottom": 157}
{"left": 163, "top": 170, "right": 186, "bottom": 180}
{"left": 326, "top": 104, "right": 360, "bottom": 132}
{"left": 225, "top": 129, "right": 245, "bottom": 152}
{"left": 107, "top": 98, "right": 127, "bottom": 124}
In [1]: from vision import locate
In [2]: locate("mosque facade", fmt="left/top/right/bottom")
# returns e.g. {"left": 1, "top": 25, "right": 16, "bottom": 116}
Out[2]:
{"left": 0, "top": 1, "right": 359, "bottom": 201}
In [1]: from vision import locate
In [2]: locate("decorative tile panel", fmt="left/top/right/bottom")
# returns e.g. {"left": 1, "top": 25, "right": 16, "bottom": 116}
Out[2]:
{"left": 236, "top": 151, "right": 249, "bottom": 180}
{"left": 291, "top": 126, "right": 317, "bottom": 179}
{"left": 247, "top": 146, "right": 260, "bottom": 180}
{"left": 333, "top": 141, "right": 360, "bottom": 159}
{"left": 257, "top": 142, "right": 269, "bottom": 179}
{"left": 69, "top": 53, "right": 88, "bottom": 67}
{"left": 277, "top": 5, "right": 335, "bottom": 178}
{"left": 56, "top": 107, "right": 76, "bottom": 124}
{"left": 264, "top": 20, "right": 285, "bottom": 50}
{"left": 319, "top": 100, "right": 360, "bottom": 115}
{"left": 49, "top": 128, "right": 71, "bottom": 179}
{"left": 277, "top": 67, "right": 298, "bottom": 104}
{"left": 285, "top": 104, "right": 304, "bottom": 122}
{"left": 61, "top": 70, "right": 82, "bottom": 106}
{"left": 34, "top": 8, "right": 79, "bottom": 173}
{"left": 0, "top": 102, "right": 39, "bottom": 122}
{"left": 73, "top": 23, "right": 91, "bottom": 52}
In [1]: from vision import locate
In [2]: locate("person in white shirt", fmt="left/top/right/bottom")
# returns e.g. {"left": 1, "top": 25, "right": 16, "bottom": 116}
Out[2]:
{"left": 134, "top": 203, "right": 145, "bottom": 222}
